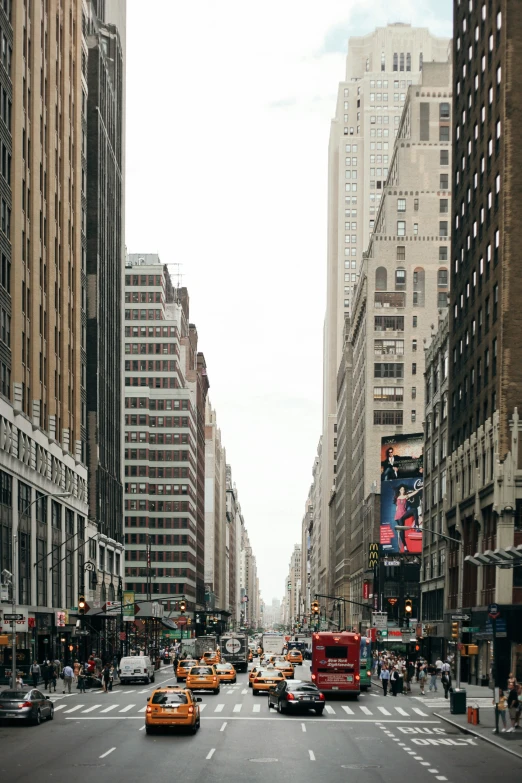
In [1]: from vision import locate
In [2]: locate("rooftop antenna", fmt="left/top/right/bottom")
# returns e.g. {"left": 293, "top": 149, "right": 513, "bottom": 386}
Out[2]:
{"left": 169, "top": 262, "right": 184, "bottom": 289}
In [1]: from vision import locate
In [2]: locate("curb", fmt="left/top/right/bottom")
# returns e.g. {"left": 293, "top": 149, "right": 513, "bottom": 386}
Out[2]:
{"left": 434, "top": 712, "right": 522, "bottom": 761}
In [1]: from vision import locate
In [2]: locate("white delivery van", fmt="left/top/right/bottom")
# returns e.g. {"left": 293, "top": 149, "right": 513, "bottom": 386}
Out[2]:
{"left": 119, "top": 656, "right": 155, "bottom": 684}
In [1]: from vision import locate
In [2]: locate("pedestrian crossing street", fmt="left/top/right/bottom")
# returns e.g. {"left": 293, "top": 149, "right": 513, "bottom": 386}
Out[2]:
{"left": 51, "top": 697, "right": 433, "bottom": 720}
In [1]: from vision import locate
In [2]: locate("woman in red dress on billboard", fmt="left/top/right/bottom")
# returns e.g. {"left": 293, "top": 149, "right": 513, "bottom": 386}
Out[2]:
{"left": 394, "top": 485, "right": 422, "bottom": 552}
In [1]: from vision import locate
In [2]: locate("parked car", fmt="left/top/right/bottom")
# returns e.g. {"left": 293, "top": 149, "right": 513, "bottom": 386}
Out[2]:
{"left": 0, "top": 689, "right": 54, "bottom": 725}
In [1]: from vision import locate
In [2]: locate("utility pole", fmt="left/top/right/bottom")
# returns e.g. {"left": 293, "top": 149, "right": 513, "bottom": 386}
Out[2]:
{"left": 10, "top": 536, "right": 17, "bottom": 688}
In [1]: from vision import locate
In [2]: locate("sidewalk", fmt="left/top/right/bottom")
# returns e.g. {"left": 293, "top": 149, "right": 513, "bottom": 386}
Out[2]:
{"left": 371, "top": 674, "right": 488, "bottom": 700}
{"left": 435, "top": 707, "right": 522, "bottom": 761}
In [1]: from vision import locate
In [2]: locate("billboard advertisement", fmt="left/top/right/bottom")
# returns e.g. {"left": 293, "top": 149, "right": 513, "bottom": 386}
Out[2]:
{"left": 380, "top": 433, "right": 423, "bottom": 554}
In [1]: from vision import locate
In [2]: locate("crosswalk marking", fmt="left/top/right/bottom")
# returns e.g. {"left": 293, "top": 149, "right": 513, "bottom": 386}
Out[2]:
{"left": 253, "top": 704, "right": 260, "bottom": 713}
{"left": 378, "top": 706, "right": 392, "bottom": 715}
{"left": 233, "top": 704, "right": 242, "bottom": 713}
{"left": 53, "top": 704, "right": 66, "bottom": 711}
{"left": 214, "top": 704, "right": 224, "bottom": 713}
{"left": 360, "top": 706, "right": 372, "bottom": 715}
{"left": 199, "top": 703, "right": 206, "bottom": 713}
{"left": 412, "top": 708, "right": 428, "bottom": 717}
{"left": 325, "top": 705, "right": 335, "bottom": 714}
{"left": 395, "top": 707, "right": 409, "bottom": 716}
{"left": 119, "top": 704, "right": 135, "bottom": 713}
{"left": 241, "top": 689, "right": 248, "bottom": 695}
{"left": 100, "top": 705, "right": 118, "bottom": 714}
{"left": 227, "top": 690, "right": 234, "bottom": 695}
{"left": 64, "top": 705, "right": 84, "bottom": 714}
{"left": 342, "top": 706, "right": 354, "bottom": 715}
{"left": 83, "top": 705, "right": 101, "bottom": 714}
{"left": 139, "top": 706, "right": 146, "bottom": 713}
{"left": 138, "top": 689, "right": 149, "bottom": 694}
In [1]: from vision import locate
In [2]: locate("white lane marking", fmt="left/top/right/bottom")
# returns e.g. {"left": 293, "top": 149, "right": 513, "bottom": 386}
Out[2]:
{"left": 52, "top": 704, "right": 66, "bottom": 711}
{"left": 66, "top": 716, "right": 442, "bottom": 723}
{"left": 119, "top": 704, "right": 135, "bottom": 713}
{"left": 378, "top": 706, "right": 392, "bottom": 715}
{"left": 100, "top": 704, "right": 118, "bottom": 714}
{"left": 139, "top": 706, "right": 146, "bottom": 712}
{"left": 99, "top": 748, "right": 116, "bottom": 759}
{"left": 220, "top": 722, "right": 227, "bottom": 732}
{"left": 360, "top": 706, "right": 372, "bottom": 715}
{"left": 420, "top": 762, "right": 431, "bottom": 766}
{"left": 325, "top": 705, "right": 335, "bottom": 714}
{"left": 436, "top": 778, "right": 448, "bottom": 781}
{"left": 342, "top": 706, "right": 355, "bottom": 715}
{"left": 64, "top": 704, "right": 84, "bottom": 714}
{"left": 199, "top": 703, "right": 207, "bottom": 712}
{"left": 414, "top": 756, "right": 423, "bottom": 760}
{"left": 241, "top": 689, "right": 248, "bottom": 694}
{"left": 233, "top": 704, "right": 242, "bottom": 713}
{"left": 122, "top": 690, "right": 136, "bottom": 694}
{"left": 395, "top": 707, "right": 409, "bottom": 716}
{"left": 227, "top": 690, "right": 234, "bottom": 695}
{"left": 308, "top": 750, "right": 316, "bottom": 761}
{"left": 139, "top": 725, "right": 145, "bottom": 731}
{"left": 253, "top": 704, "right": 260, "bottom": 713}
{"left": 83, "top": 705, "right": 102, "bottom": 714}
{"left": 413, "top": 708, "right": 428, "bottom": 716}
{"left": 214, "top": 704, "right": 225, "bottom": 713}
{"left": 206, "top": 749, "right": 216, "bottom": 760}
{"left": 138, "top": 689, "right": 149, "bottom": 694}
{"left": 428, "top": 771, "right": 439, "bottom": 775}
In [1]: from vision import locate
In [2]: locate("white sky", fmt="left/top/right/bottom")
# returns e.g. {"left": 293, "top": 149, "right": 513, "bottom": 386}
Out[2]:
{"left": 125, "top": 0, "right": 453, "bottom": 605}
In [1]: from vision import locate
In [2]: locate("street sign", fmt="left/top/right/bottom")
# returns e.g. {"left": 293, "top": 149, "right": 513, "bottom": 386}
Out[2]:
{"left": 372, "top": 612, "right": 388, "bottom": 630}
{"left": 376, "top": 629, "right": 388, "bottom": 639}
{"left": 461, "top": 626, "right": 480, "bottom": 632}
{"left": 3, "top": 613, "right": 23, "bottom": 621}
{"left": 176, "top": 617, "right": 188, "bottom": 628}
{"left": 488, "top": 603, "right": 500, "bottom": 619}
{"left": 451, "top": 614, "right": 470, "bottom": 621}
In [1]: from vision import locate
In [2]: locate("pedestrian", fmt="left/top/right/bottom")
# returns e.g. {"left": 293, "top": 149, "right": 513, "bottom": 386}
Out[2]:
{"left": 428, "top": 663, "right": 438, "bottom": 692}
{"left": 435, "top": 657, "right": 443, "bottom": 673}
{"left": 109, "top": 665, "right": 115, "bottom": 691}
{"left": 507, "top": 681, "right": 519, "bottom": 732}
{"left": 87, "top": 655, "right": 95, "bottom": 674}
{"left": 102, "top": 663, "right": 111, "bottom": 693}
{"left": 419, "top": 664, "right": 427, "bottom": 695}
{"left": 41, "top": 660, "right": 50, "bottom": 691}
{"left": 78, "top": 666, "right": 87, "bottom": 693}
{"left": 380, "top": 664, "right": 390, "bottom": 696}
{"left": 494, "top": 688, "right": 507, "bottom": 732}
{"left": 406, "top": 661, "right": 415, "bottom": 693}
{"left": 49, "top": 661, "right": 58, "bottom": 692}
{"left": 390, "top": 666, "right": 400, "bottom": 697}
{"left": 73, "top": 659, "right": 81, "bottom": 684}
{"left": 62, "top": 663, "right": 74, "bottom": 694}
{"left": 16, "top": 673, "right": 24, "bottom": 688}
{"left": 441, "top": 668, "right": 452, "bottom": 699}
{"left": 30, "top": 660, "right": 41, "bottom": 688}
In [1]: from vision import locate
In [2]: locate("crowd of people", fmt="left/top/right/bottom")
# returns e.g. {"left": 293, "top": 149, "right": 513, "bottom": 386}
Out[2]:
{"left": 373, "top": 651, "right": 453, "bottom": 697}
{"left": 21, "top": 655, "right": 119, "bottom": 693}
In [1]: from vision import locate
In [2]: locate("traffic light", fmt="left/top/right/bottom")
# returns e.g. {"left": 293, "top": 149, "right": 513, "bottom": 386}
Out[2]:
{"left": 451, "top": 622, "right": 459, "bottom": 639}
{"left": 179, "top": 599, "right": 187, "bottom": 615}
{"left": 311, "top": 601, "right": 320, "bottom": 615}
{"left": 78, "top": 595, "right": 86, "bottom": 615}
{"left": 404, "top": 599, "right": 413, "bottom": 615}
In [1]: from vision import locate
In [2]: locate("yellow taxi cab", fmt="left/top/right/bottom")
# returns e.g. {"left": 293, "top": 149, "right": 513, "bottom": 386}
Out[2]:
{"left": 200, "top": 650, "right": 220, "bottom": 666}
{"left": 186, "top": 664, "right": 220, "bottom": 694}
{"left": 145, "top": 686, "right": 201, "bottom": 734}
{"left": 273, "top": 658, "right": 294, "bottom": 679}
{"left": 248, "top": 665, "right": 261, "bottom": 688}
{"left": 215, "top": 662, "right": 237, "bottom": 683}
{"left": 251, "top": 668, "right": 285, "bottom": 695}
{"left": 176, "top": 659, "right": 198, "bottom": 682}
{"left": 286, "top": 649, "right": 303, "bottom": 665}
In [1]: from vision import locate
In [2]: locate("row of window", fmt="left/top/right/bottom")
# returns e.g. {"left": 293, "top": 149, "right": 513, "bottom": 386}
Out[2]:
{"left": 125, "top": 275, "right": 163, "bottom": 287}
{"left": 125, "top": 360, "right": 177, "bottom": 372}
{"left": 125, "top": 309, "right": 164, "bottom": 321}
{"left": 126, "top": 397, "right": 191, "bottom": 411}
{"left": 125, "top": 500, "right": 195, "bottom": 513}
{"left": 125, "top": 415, "right": 190, "bottom": 428}
{"left": 396, "top": 220, "right": 448, "bottom": 237}
{"left": 125, "top": 344, "right": 177, "bottom": 356}
{"left": 126, "top": 432, "right": 191, "bottom": 444}
{"left": 125, "top": 326, "right": 179, "bottom": 338}
{"left": 125, "top": 450, "right": 194, "bottom": 461}
{"left": 124, "top": 583, "right": 187, "bottom": 595}
{"left": 375, "top": 267, "right": 448, "bottom": 292}
{"left": 125, "top": 516, "right": 196, "bottom": 531}
{"left": 125, "top": 291, "right": 163, "bottom": 303}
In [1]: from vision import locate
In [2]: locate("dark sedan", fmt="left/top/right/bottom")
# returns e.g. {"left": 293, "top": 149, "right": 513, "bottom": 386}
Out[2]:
{"left": 268, "top": 679, "right": 325, "bottom": 715}
{"left": 0, "top": 689, "right": 54, "bottom": 725}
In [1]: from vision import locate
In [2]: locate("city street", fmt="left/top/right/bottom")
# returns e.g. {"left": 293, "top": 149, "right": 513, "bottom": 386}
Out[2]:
{"left": 0, "top": 663, "right": 515, "bottom": 782}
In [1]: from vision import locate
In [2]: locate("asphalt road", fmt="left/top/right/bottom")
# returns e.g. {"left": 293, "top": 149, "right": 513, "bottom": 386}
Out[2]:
{"left": 0, "top": 660, "right": 516, "bottom": 782}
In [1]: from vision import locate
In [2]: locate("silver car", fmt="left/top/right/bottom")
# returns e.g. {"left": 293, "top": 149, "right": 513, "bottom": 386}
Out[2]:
{"left": 0, "top": 689, "right": 54, "bottom": 725}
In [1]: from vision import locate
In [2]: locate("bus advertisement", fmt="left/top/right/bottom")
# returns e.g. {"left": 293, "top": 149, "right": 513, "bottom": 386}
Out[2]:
{"left": 360, "top": 636, "right": 372, "bottom": 691}
{"left": 311, "top": 631, "right": 361, "bottom": 697}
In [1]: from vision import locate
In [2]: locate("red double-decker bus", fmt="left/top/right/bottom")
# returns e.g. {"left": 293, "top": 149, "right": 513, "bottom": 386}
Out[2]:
{"left": 311, "top": 631, "right": 361, "bottom": 698}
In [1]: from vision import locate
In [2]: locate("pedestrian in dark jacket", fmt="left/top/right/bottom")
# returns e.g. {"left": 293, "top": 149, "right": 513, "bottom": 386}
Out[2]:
{"left": 49, "top": 662, "right": 58, "bottom": 692}
{"left": 442, "top": 670, "right": 452, "bottom": 699}
{"left": 390, "top": 666, "right": 400, "bottom": 696}
{"left": 41, "top": 661, "right": 50, "bottom": 691}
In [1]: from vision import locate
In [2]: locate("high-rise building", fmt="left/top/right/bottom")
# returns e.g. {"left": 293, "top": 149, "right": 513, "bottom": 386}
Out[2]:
{"left": 0, "top": 0, "right": 102, "bottom": 661}
{"left": 204, "top": 399, "right": 225, "bottom": 610}
{"left": 85, "top": 2, "right": 124, "bottom": 563}
{"left": 445, "top": 0, "right": 522, "bottom": 685}
{"left": 123, "top": 254, "right": 209, "bottom": 616}
{"left": 318, "top": 25, "right": 450, "bottom": 600}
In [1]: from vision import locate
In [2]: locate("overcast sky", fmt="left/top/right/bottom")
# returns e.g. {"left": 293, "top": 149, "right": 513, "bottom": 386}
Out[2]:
{"left": 125, "top": 0, "right": 453, "bottom": 606}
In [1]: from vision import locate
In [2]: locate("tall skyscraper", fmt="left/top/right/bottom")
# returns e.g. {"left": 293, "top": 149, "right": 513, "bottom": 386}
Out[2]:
{"left": 85, "top": 2, "right": 124, "bottom": 560}
{"left": 445, "top": 0, "right": 522, "bottom": 684}
{"left": 204, "top": 399, "right": 226, "bottom": 610}
{"left": 123, "top": 255, "right": 209, "bottom": 617}
{"left": 317, "top": 25, "right": 450, "bottom": 598}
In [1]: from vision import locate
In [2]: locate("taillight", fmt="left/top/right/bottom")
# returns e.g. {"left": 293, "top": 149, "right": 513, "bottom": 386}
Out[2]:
{"left": 355, "top": 674, "right": 360, "bottom": 681}
{"left": 213, "top": 677, "right": 218, "bottom": 682}
{"left": 146, "top": 706, "right": 152, "bottom": 713}
{"left": 188, "top": 706, "right": 194, "bottom": 714}
{"left": 20, "top": 701, "right": 32, "bottom": 708}
{"left": 287, "top": 693, "right": 295, "bottom": 701}
{"left": 311, "top": 673, "right": 316, "bottom": 680}
{"left": 144, "top": 668, "right": 147, "bottom": 673}
{"left": 254, "top": 678, "right": 260, "bottom": 683}
{"left": 319, "top": 693, "right": 325, "bottom": 701}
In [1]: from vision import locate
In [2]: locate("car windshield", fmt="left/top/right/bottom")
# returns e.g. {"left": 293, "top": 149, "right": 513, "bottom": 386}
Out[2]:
{"left": 152, "top": 692, "right": 188, "bottom": 705}
{"left": 216, "top": 665, "right": 232, "bottom": 671}
{"left": 1, "top": 691, "right": 30, "bottom": 699}
{"left": 179, "top": 660, "right": 197, "bottom": 667}
{"left": 288, "top": 683, "right": 318, "bottom": 693}
{"left": 190, "top": 667, "right": 213, "bottom": 675}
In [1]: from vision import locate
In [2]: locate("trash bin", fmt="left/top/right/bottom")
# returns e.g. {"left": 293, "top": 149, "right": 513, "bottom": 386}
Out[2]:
{"left": 450, "top": 688, "right": 467, "bottom": 715}
{"left": 467, "top": 705, "right": 480, "bottom": 725}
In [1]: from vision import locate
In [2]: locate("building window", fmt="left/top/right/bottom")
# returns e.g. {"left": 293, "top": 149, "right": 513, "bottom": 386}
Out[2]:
{"left": 374, "top": 410, "right": 403, "bottom": 425}
{"left": 440, "top": 199, "right": 449, "bottom": 214}
{"left": 397, "top": 198, "right": 406, "bottom": 212}
{"left": 374, "top": 363, "right": 404, "bottom": 379}
{"left": 397, "top": 246, "right": 406, "bottom": 260}
{"left": 412, "top": 363, "right": 417, "bottom": 375}
{"left": 440, "top": 102, "right": 450, "bottom": 119}
{"left": 397, "top": 221, "right": 406, "bottom": 236}
{"left": 439, "top": 246, "right": 448, "bottom": 260}
{"left": 440, "top": 173, "right": 449, "bottom": 190}
{"left": 439, "top": 221, "right": 448, "bottom": 237}
{"left": 375, "top": 267, "right": 387, "bottom": 291}
{"left": 440, "top": 150, "right": 449, "bottom": 165}
{"left": 439, "top": 126, "right": 450, "bottom": 142}
{"left": 395, "top": 268, "right": 406, "bottom": 290}
{"left": 411, "top": 410, "right": 416, "bottom": 422}
{"left": 413, "top": 267, "right": 425, "bottom": 307}
{"left": 393, "top": 53, "right": 398, "bottom": 71}
{"left": 438, "top": 268, "right": 448, "bottom": 287}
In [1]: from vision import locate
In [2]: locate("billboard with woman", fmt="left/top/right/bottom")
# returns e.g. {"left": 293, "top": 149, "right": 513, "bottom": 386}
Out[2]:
{"left": 380, "top": 434, "right": 423, "bottom": 554}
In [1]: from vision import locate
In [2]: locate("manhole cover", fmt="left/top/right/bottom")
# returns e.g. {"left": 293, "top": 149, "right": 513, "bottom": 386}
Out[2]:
{"left": 249, "top": 758, "right": 279, "bottom": 763}
{"left": 342, "top": 765, "right": 382, "bottom": 770}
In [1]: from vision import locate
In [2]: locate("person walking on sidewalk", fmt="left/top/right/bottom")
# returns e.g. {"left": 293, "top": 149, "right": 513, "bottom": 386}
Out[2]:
{"left": 78, "top": 666, "right": 87, "bottom": 693}
{"left": 418, "top": 663, "right": 427, "bottom": 695}
{"left": 507, "top": 681, "right": 519, "bottom": 732}
{"left": 380, "top": 664, "right": 390, "bottom": 696}
{"left": 102, "top": 663, "right": 111, "bottom": 693}
{"left": 41, "top": 661, "right": 50, "bottom": 691}
{"left": 73, "top": 660, "right": 81, "bottom": 684}
{"left": 428, "top": 662, "right": 438, "bottom": 692}
{"left": 49, "top": 661, "right": 58, "bottom": 692}
{"left": 494, "top": 688, "right": 508, "bottom": 732}
{"left": 30, "top": 660, "right": 41, "bottom": 689}
{"left": 62, "top": 663, "right": 74, "bottom": 694}
{"left": 441, "top": 668, "right": 452, "bottom": 699}
{"left": 390, "top": 666, "right": 400, "bottom": 697}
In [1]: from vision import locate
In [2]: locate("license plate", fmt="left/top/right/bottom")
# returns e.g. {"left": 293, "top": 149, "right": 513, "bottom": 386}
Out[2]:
{"left": 165, "top": 706, "right": 178, "bottom": 711}
{"left": 266, "top": 681, "right": 274, "bottom": 684}
{"left": 134, "top": 670, "right": 141, "bottom": 674}
{"left": 346, "top": 676, "right": 353, "bottom": 682}
{"left": 331, "top": 686, "right": 339, "bottom": 690}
